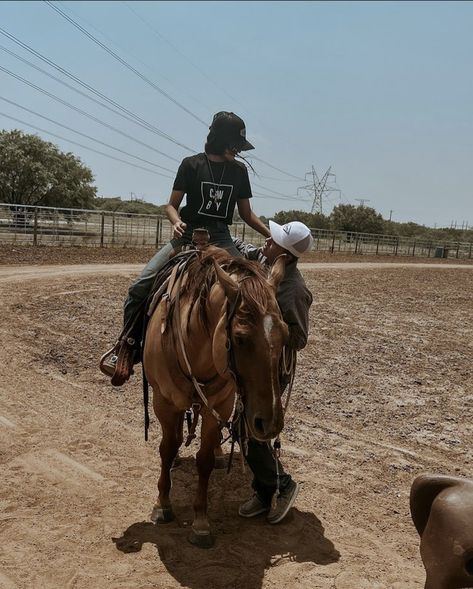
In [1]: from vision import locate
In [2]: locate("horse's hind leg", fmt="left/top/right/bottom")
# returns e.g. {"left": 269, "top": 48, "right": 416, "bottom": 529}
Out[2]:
{"left": 150, "top": 393, "right": 184, "bottom": 523}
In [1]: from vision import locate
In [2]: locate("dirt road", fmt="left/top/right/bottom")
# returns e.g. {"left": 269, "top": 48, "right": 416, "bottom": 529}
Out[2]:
{"left": 1, "top": 262, "right": 472, "bottom": 588}
{"left": 1, "top": 261, "right": 472, "bottom": 283}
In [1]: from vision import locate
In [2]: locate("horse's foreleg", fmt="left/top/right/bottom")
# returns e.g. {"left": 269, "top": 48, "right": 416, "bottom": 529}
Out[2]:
{"left": 189, "top": 411, "right": 220, "bottom": 548}
{"left": 214, "top": 444, "right": 226, "bottom": 470}
{"left": 151, "top": 394, "right": 184, "bottom": 523}
{"left": 190, "top": 394, "right": 233, "bottom": 548}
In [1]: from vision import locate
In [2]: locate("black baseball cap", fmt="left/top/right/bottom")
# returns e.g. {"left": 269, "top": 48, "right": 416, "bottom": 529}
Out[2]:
{"left": 208, "top": 111, "right": 254, "bottom": 151}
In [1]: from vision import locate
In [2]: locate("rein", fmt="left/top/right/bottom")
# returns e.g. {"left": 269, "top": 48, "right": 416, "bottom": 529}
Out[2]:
{"left": 272, "top": 345, "right": 297, "bottom": 504}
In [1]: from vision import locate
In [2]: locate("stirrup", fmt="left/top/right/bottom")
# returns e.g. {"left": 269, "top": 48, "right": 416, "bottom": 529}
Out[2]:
{"left": 99, "top": 344, "right": 120, "bottom": 378}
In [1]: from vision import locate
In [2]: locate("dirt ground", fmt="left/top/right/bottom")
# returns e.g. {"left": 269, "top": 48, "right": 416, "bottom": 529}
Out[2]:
{"left": 1, "top": 252, "right": 472, "bottom": 589}
{"left": 1, "top": 243, "right": 472, "bottom": 267}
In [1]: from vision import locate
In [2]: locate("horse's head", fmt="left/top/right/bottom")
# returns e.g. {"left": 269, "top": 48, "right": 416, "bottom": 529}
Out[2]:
{"left": 212, "top": 255, "right": 289, "bottom": 441}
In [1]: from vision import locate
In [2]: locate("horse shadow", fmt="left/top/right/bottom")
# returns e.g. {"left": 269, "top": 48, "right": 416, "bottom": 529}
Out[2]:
{"left": 113, "top": 455, "right": 340, "bottom": 589}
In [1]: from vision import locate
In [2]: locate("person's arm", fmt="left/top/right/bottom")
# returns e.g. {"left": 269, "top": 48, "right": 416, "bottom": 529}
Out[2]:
{"left": 278, "top": 281, "right": 313, "bottom": 351}
{"left": 232, "top": 237, "right": 266, "bottom": 262}
{"left": 166, "top": 190, "right": 186, "bottom": 237}
{"left": 237, "top": 198, "right": 271, "bottom": 238}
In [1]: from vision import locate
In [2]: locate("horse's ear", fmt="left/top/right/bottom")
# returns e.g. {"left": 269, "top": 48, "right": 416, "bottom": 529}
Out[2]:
{"left": 213, "top": 259, "right": 239, "bottom": 304}
{"left": 268, "top": 255, "right": 287, "bottom": 291}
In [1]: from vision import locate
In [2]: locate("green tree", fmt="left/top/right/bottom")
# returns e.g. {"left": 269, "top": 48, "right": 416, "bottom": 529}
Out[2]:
{"left": 0, "top": 129, "right": 96, "bottom": 208}
{"left": 272, "top": 209, "right": 330, "bottom": 229}
{"left": 93, "top": 196, "right": 166, "bottom": 215}
{"left": 330, "top": 204, "right": 385, "bottom": 234}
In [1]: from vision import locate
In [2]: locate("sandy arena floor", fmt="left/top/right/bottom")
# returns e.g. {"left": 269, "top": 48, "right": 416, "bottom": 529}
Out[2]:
{"left": 0, "top": 254, "right": 472, "bottom": 588}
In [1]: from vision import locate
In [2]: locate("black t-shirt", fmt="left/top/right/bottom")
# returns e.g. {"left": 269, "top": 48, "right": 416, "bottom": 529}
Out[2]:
{"left": 172, "top": 153, "right": 253, "bottom": 226}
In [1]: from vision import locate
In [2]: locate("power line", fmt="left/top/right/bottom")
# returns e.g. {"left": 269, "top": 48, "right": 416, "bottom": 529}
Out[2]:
{"left": 0, "top": 29, "right": 194, "bottom": 153}
{"left": 0, "top": 111, "right": 174, "bottom": 178}
{"left": 45, "top": 2, "right": 308, "bottom": 184}
{"left": 256, "top": 175, "right": 302, "bottom": 182}
{"left": 2, "top": 19, "right": 307, "bottom": 197}
{"left": 0, "top": 95, "right": 176, "bottom": 174}
{"left": 0, "top": 64, "right": 183, "bottom": 163}
{"left": 122, "top": 1, "right": 250, "bottom": 113}
{"left": 0, "top": 85, "right": 310, "bottom": 203}
{"left": 250, "top": 156, "right": 305, "bottom": 181}
{"left": 0, "top": 69, "right": 311, "bottom": 206}
{"left": 252, "top": 191, "right": 311, "bottom": 203}
{"left": 252, "top": 181, "right": 304, "bottom": 200}
{"left": 45, "top": 0, "right": 209, "bottom": 126}
{"left": 58, "top": 0, "right": 213, "bottom": 115}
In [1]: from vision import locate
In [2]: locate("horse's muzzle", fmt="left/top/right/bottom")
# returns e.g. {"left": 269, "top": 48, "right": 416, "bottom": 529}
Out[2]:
{"left": 250, "top": 413, "right": 284, "bottom": 442}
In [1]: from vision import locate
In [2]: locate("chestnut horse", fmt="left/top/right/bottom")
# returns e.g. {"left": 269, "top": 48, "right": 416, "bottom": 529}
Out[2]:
{"left": 410, "top": 474, "right": 473, "bottom": 589}
{"left": 143, "top": 247, "right": 288, "bottom": 547}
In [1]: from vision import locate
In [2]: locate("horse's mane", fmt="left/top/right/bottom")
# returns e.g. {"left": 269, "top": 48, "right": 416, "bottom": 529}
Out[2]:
{"left": 179, "top": 247, "right": 275, "bottom": 334}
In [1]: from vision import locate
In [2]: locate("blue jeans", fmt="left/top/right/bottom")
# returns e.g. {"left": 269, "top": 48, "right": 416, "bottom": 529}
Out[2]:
{"left": 122, "top": 223, "right": 241, "bottom": 340}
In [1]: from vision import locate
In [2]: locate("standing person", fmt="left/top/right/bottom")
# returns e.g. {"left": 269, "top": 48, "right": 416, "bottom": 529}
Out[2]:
{"left": 233, "top": 220, "right": 314, "bottom": 524}
{"left": 100, "top": 112, "right": 270, "bottom": 386}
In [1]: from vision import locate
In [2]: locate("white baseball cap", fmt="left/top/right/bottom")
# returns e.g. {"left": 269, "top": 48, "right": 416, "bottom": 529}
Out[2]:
{"left": 268, "top": 220, "right": 314, "bottom": 257}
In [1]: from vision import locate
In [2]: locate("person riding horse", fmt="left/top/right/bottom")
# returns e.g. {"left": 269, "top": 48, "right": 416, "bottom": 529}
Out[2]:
{"left": 233, "top": 220, "right": 314, "bottom": 524}
{"left": 100, "top": 112, "right": 270, "bottom": 384}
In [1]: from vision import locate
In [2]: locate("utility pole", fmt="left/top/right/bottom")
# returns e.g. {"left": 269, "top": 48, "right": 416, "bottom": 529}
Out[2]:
{"left": 389, "top": 209, "right": 394, "bottom": 221}
{"left": 297, "top": 166, "right": 340, "bottom": 215}
{"left": 355, "top": 198, "right": 371, "bottom": 207}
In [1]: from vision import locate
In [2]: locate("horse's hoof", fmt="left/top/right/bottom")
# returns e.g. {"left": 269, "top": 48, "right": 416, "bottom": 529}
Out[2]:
{"left": 188, "top": 529, "right": 214, "bottom": 549}
{"left": 150, "top": 505, "right": 174, "bottom": 523}
{"left": 214, "top": 455, "right": 227, "bottom": 470}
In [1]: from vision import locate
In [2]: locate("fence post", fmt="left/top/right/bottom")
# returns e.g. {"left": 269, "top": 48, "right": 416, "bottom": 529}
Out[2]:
{"left": 394, "top": 238, "right": 399, "bottom": 256}
{"left": 241, "top": 224, "right": 246, "bottom": 242}
{"left": 456, "top": 243, "right": 460, "bottom": 259}
{"left": 355, "top": 237, "right": 359, "bottom": 254}
{"left": 428, "top": 242, "right": 432, "bottom": 257}
{"left": 100, "top": 212, "right": 105, "bottom": 248}
{"left": 331, "top": 231, "right": 336, "bottom": 253}
{"left": 33, "top": 208, "right": 38, "bottom": 246}
{"left": 469, "top": 243, "right": 472, "bottom": 259}
{"left": 412, "top": 240, "right": 416, "bottom": 257}
{"left": 376, "top": 237, "right": 380, "bottom": 256}
{"left": 155, "top": 217, "right": 160, "bottom": 247}
{"left": 111, "top": 213, "right": 115, "bottom": 245}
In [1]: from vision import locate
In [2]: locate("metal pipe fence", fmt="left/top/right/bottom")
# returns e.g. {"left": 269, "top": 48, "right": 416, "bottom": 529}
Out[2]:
{"left": 1, "top": 203, "right": 472, "bottom": 259}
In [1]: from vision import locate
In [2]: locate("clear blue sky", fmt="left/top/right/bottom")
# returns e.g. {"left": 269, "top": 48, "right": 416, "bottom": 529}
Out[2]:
{"left": 1, "top": 1, "right": 472, "bottom": 227}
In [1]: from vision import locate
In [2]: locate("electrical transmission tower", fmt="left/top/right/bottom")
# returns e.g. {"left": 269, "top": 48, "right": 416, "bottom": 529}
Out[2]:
{"left": 298, "top": 166, "right": 340, "bottom": 214}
